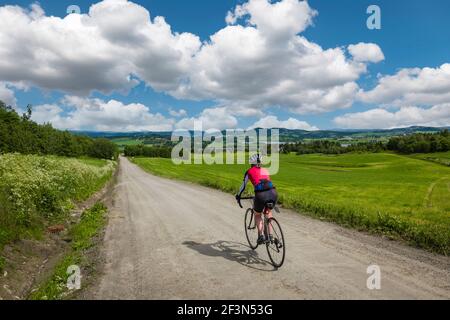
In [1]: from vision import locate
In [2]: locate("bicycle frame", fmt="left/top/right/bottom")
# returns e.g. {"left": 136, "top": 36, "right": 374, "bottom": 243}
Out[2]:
{"left": 239, "top": 196, "right": 273, "bottom": 240}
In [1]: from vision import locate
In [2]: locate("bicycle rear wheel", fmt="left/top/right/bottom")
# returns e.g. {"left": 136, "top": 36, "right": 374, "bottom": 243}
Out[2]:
{"left": 244, "top": 208, "right": 258, "bottom": 250}
{"left": 266, "top": 217, "right": 286, "bottom": 268}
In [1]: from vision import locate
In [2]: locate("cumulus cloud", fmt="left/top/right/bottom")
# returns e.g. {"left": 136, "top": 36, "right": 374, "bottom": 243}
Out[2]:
{"left": 174, "top": 0, "right": 370, "bottom": 115}
{"left": 359, "top": 64, "right": 450, "bottom": 106}
{"left": 0, "top": 0, "right": 200, "bottom": 95}
{"left": 226, "top": 0, "right": 317, "bottom": 40}
{"left": 169, "top": 108, "right": 188, "bottom": 117}
{"left": 32, "top": 96, "right": 175, "bottom": 131}
{"left": 333, "top": 105, "right": 450, "bottom": 129}
{"left": 0, "top": 0, "right": 382, "bottom": 118}
{"left": 175, "top": 107, "right": 238, "bottom": 130}
{"left": 8, "top": 0, "right": 448, "bottom": 131}
{"left": 249, "top": 115, "right": 318, "bottom": 130}
{"left": 348, "top": 43, "right": 385, "bottom": 63}
{"left": 0, "top": 82, "right": 16, "bottom": 106}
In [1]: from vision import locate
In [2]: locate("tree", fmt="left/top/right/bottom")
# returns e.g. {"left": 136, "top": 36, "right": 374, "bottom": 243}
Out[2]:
{"left": 89, "top": 139, "right": 118, "bottom": 160}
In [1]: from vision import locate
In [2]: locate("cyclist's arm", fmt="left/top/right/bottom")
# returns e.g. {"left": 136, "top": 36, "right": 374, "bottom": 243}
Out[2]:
{"left": 237, "top": 172, "right": 249, "bottom": 198}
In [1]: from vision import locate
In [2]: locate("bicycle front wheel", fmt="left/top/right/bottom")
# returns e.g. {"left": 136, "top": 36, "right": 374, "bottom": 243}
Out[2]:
{"left": 266, "top": 217, "right": 286, "bottom": 268}
{"left": 244, "top": 208, "right": 258, "bottom": 250}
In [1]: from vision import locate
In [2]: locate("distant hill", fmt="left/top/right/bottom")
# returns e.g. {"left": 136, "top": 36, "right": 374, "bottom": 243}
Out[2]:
{"left": 73, "top": 126, "right": 449, "bottom": 145}
{"left": 71, "top": 130, "right": 172, "bottom": 139}
{"left": 276, "top": 126, "right": 449, "bottom": 142}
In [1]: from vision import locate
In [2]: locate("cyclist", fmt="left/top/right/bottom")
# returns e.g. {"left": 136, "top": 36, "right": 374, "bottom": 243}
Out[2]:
{"left": 236, "top": 154, "right": 278, "bottom": 245}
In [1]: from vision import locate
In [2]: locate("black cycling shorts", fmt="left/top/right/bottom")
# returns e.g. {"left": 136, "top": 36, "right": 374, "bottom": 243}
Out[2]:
{"left": 253, "top": 188, "right": 278, "bottom": 213}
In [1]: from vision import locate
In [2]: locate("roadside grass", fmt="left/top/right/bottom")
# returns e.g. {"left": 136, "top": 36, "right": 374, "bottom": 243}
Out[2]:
{"left": 29, "top": 202, "right": 107, "bottom": 300}
{"left": 0, "top": 255, "right": 5, "bottom": 271}
{"left": 410, "top": 151, "right": 450, "bottom": 167}
{"left": 131, "top": 153, "right": 450, "bottom": 255}
{"left": 0, "top": 154, "right": 115, "bottom": 253}
{"left": 75, "top": 157, "right": 108, "bottom": 168}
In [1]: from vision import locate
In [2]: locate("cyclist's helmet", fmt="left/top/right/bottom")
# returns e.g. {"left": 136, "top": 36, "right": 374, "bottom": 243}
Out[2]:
{"left": 249, "top": 154, "right": 262, "bottom": 166}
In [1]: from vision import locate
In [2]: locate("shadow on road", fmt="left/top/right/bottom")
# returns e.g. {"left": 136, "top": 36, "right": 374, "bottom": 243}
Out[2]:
{"left": 183, "top": 240, "right": 276, "bottom": 272}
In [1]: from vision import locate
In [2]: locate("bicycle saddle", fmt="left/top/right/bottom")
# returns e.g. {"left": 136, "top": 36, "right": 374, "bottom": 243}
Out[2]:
{"left": 265, "top": 201, "right": 275, "bottom": 209}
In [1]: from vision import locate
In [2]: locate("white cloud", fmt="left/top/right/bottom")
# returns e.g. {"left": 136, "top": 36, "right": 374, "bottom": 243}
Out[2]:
{"left": 359, "top": 64, "right": 450, "bottom": 106}
{"left": 226, "top": 0, "right": 317, "bottom": 40}
{"left": 9, "top": 0, "right": 450, "bottom": 132}
{"left": 175, "top": 107, "right": 238, "bottom": 130}
{"left": 250, "top": 115, "right": 318, "bottom": 130}
{"left": 0, "top": 0, "right": 380, "bottom": 118}
{"left": 32, "top": 96, "right": 175, "bottom": 132}
{"left": 0, "top": 82, "right": 16, "bottom": 106}
{"left": 174, "top": 0, "right": 369, "bottom": 115}
{"left": 0, "top": 0, "right": 200, "bottom": 95}
{"left": 169, "top": 108, "right": 187, "bottom": 117}
{"left": 348, "top": 43, "right": 385, "bottom": 63}
{"left": 333, "top": 105, "right": 450, "bottom": 129}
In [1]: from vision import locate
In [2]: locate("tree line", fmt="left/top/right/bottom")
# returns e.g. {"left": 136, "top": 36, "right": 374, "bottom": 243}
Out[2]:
{"left": 281, "top": 140, "right": 386, "bottom": 155}
{"left": 0, "top": 101, "right": 118, "bottom": 159}
{"left": 386, "top": 130, "right": 450, "bottom": 154}
{"left": 281, "top": 130, "right": 450, "bottom": 155}
{"left": 124, "top": 145, "right": 172, "bottom": 158}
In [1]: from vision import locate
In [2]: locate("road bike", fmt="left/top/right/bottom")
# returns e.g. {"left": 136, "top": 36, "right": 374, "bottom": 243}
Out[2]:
{"left": 238, "top": 196, "right": 286, "bottom": 268}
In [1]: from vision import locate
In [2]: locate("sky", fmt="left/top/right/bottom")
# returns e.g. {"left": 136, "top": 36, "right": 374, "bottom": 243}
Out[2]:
{"left": 0, "top": 0, "right": 449, "bottom": 131}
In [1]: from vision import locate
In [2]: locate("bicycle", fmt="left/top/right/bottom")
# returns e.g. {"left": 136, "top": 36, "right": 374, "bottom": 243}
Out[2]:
{"left": 238, "top": 196, "right": 286, "bottom": 268}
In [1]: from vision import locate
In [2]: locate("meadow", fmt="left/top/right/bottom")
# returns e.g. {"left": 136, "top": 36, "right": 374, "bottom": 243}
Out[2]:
{"left": 410, "top": 151, "right": 450, "bottom": 166}
{"left": 111, "top": 137, "right": 142, "bottom": 146}
{"left": 0, "top": 154, "right": 115, "bottom": 253}
{"left": 131, "top": 152, "right": 450, "bottom": 254}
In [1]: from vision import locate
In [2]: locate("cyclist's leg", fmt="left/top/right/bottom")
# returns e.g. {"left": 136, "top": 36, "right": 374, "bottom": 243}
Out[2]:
{"left": 265, "top": 209, "right": 273, "bottom": 235}
{"left": 254, "top": 210, "right": 264, "bottom": 235}
{"left": 253, "top": 196, "right": 265, "bottom": 236}
{"left": 266, "top": 189, "right": 278, "bottom": 236}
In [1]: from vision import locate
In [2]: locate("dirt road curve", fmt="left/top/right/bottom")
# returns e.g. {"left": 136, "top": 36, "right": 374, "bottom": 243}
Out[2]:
{"left": 88, "top": 157, "right": 450, "bottom": 299}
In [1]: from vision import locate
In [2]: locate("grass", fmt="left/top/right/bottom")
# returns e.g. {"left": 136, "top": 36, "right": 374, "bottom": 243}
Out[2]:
{"left": 410, "top": 151, "right": 450, "bottom": 166}
{"left": 29, "top": 203, "right": 107, "bottom": 300}
{"left": 0, "top": 255, "right": 5, "bottom": 271}
{"left": 131, "top": 152, "right": 450, "bottom": 255}
{"left": 76, "top": 157, "right": 109, "bottom": 168}
{"left": 0, "top": 154, "right": 115, "bottom": 252}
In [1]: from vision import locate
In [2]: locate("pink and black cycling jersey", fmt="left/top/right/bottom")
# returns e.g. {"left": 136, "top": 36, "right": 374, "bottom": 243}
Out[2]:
{"left": 238, "top": 166, "right": 275, "bottom": 196}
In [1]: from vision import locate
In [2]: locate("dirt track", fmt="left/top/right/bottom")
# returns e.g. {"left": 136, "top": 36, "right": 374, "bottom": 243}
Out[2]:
{"left": 88, "top": 157, "right": 450, "bottom": 299}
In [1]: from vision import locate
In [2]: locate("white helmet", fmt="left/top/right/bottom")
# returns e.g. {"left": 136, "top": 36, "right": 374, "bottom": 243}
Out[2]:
{"left": 249, "top": 154, "right": 262, "bottom": 165}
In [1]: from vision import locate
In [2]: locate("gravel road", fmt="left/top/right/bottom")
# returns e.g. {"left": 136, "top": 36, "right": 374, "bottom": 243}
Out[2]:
{"left": 88, "top": 157, "right": 450, "bottom": 299}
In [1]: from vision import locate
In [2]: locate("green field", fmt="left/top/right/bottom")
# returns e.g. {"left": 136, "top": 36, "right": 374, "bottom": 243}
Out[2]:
{"left": 410, "top": 151, "right": 450, "bottom": 166}
{"left": 131, "top": 152, "right": 450, "bottom": 254}
{"left": 111, "top": 137, "right": 143, "bottom": 146}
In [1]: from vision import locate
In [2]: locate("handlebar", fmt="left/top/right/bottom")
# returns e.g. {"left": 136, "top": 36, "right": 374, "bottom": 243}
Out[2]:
{"left": 237, "top": 196, "right": 254, "bottom": 208}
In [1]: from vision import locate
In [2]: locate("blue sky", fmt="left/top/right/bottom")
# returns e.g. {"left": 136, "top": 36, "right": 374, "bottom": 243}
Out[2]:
{"left": 1, "top": 0, "right": 449, "bottom": 131}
